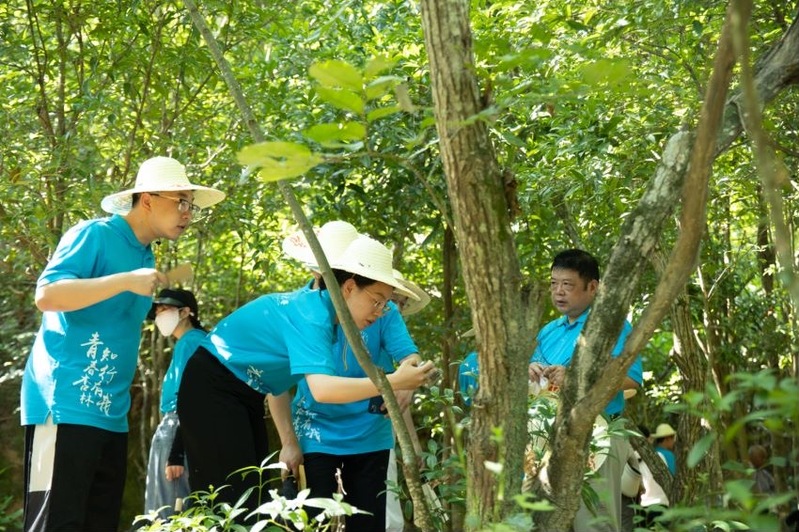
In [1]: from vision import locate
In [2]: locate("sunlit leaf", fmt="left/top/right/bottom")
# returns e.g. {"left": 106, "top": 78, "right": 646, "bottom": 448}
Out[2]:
{"left": 366, "top": 105, "right": 401, "bottom": 122}
{"left": 309, "top": 60, "right": 363, "bottom": 91}
{"left": 364, "top": 55, "right": 396, "bottom": 79}
{"left": 304, "top": 122, "right": 366, "bottom": 144}
{"left": 316, "top": 87, "right": 364, "bottom": 114}
{"left": 237, "top": 142, "right": 324, "bottom": 182}
{"left": 238, "top": 141, "right": 313, "bottom": 165}
{"left": 365, "top": 75, "right": 403, "bottom": 100}
{"left": 579, "top": 59, "right": 632, "bottom": 87}
{"left": 687, "top": 433, "right": 715, "bottom": 468}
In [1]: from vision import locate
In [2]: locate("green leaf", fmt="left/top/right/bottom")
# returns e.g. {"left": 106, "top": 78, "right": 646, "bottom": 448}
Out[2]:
{"left": 238, "top": 141, "right": 313, "bottom": 164}
{"left": 309, "top": 60, "right": 363, "bottom": 91}
{"left": 364, "top": 55, "right": 396, "bottom": 79}
{"left": 579, "top": 59, "right": 632, "bottom": 87}
{"left": 687, "top": 433, "right": 715, "bottom": 468}
{"left": 237, "top": 142, "right": 324, "bottom": 182}
{"left": 255, "top": 156, "right": 324, "bottom": 182}
{"left": 366, "top": 105, "right": 401, "bottom": 123}
{"left": 316, "top": 87, "right": 364, "bottom": 114}
{"left": 304, "top": 122, "right": 366, "bottom": 144}
{"left": 724, "top": 479, "right": 755, "bottom": 506}
{"left": 365, "top": 75, "right": 403, "bottom": 100}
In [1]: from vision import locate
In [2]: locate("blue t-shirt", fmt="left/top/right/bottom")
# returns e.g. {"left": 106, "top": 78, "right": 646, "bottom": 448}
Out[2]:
{"left": 160, "top": 328, "right": 206, "bottom": 414}
{"left": 458, "top": 351, "right": 480, "bottom": 407}
{"left": 656, "top": 447, "right": 676, "bottom": 475}
{"left": 532, "top": 308, "right": 643, "bottom": 416}
{"left": 292, "top": 301, "right": 418, "bottom": 455}
{"left": 21, "top": 215, "right": 155, "bottom": 432}
{"left": 200, "top": 289, "right": 340, "bottom": 396}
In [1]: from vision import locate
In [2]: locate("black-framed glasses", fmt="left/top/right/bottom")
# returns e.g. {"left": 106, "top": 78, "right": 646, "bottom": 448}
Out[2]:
{"left": 150, "top": 193, "right": 204, "bottom": 219}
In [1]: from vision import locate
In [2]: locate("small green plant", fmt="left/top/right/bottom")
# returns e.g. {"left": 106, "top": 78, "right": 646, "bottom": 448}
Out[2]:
{"left": 133, "top": 460, "right": 366, "bottom": 531}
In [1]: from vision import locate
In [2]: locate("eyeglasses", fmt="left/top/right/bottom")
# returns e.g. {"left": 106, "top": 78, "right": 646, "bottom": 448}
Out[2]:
{"left": 550, "top": 280, "right": 578, "bottom": 293}
{"left": 150, "top": 193, "right": 204, "bottom": 219}
{"left": 362, "top": 286, "right": 391, "bottom": 314}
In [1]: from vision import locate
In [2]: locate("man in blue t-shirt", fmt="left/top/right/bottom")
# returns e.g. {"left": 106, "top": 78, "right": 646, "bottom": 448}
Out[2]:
{"left": 530, "top": 249, "right": 643, "bottom": 531}
{"left": 20, "top": 156, "right": 224, "bottom": 531}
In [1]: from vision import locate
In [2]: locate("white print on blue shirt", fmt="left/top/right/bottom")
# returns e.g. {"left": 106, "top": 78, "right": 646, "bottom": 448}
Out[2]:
{"left": 246, "top": 365, "right": 266, "bottom": 393}
{"left": 72, "top": 332, "right": 119, "bottom": 416}
{"left": 293, "top": 402, "right": 322, "bottom": 443}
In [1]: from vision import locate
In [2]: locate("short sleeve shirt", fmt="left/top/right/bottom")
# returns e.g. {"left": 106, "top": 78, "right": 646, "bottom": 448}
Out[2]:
{"left": 292, "top": 301, "right": 418, "bottom": 455}
{"left": 20, "top": 215, "right": 155, "bottom": 432}
{"left": 160, "top": 328, "right": 206, "bottom": 414}
{"left": 200, "top": 289, "right": 339, "bottom": 396}
{"left": 458, "top": 351, "right": 479, "bottom": 407}
{"left": 532, "top": 308, "right": 643, "bottom": 416}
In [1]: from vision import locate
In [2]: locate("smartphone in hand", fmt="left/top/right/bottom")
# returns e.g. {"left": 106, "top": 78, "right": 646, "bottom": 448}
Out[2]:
{"left": 367, "top": 396, "right": 385, "bottom": 415}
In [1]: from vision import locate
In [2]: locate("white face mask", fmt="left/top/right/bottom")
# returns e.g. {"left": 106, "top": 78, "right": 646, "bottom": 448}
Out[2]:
{"left": 155, "top": 308, "right": 181, "bottom": 337}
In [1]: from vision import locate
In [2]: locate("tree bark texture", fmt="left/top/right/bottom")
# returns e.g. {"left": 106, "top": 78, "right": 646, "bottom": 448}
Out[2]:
{"left": 419, "top": 0, "right": 539, "bottom": 526}
{"left": 669, "top": 293, "right": 725, "bottom": 506}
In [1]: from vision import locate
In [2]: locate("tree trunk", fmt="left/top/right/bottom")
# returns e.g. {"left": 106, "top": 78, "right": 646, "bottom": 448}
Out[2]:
{"left": 537, "top": 1, "right": 744, "bottom": 528}
{"left": 419, "top": 0, "right": 539, "bottom": 526}
{"left": 669, "top": 293, "right": 724, "bottom": 505}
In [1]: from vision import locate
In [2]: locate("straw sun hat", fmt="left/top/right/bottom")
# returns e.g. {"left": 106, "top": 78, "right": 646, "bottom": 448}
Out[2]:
{"left": 101, "top": 156, "right": 225, "bottom": 215}
{"left": 332, "top": 235, "right": 420, "bottom": 301}
{"left": 653, "top": 423, "right": 677, "bottom": 439}
{"left": 392, "top": 269, "right": 431, "bottom": 315}
{"left": 282, "top": 220, "right": 359, "bottom": 269}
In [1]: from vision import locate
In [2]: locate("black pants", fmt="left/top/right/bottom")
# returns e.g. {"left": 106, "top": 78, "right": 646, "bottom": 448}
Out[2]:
{"left": 177, "top": 348, "right": 269, "bottom": 516}
{"left": 304, "top": 449, "right": 390, "bottom": 532}
{"left": 23, "top": 422, "right": 127, "bottom": 532}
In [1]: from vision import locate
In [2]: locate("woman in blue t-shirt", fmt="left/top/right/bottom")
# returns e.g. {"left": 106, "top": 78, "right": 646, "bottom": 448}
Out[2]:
{"left": 176, "top": 235, "right": 436, "bottom": 521}
{"left": 143, "top": 288, "right": 207, "bottom": 520}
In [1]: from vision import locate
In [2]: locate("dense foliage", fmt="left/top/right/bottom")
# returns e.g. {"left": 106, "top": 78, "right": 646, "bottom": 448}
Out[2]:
{"left": 1, "top": 0, "right": 797, "bottom": 529}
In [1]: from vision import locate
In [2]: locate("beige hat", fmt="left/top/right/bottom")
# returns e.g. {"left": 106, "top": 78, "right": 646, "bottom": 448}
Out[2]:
{"left": 653, "top": 423, "right": 676, "bottom": 439}
{"left": 282, "top": 220, "right": 359, "bottom": 269}
{"left": 101, "top": 156, "right": 225, "bottom": 215}
{"left": 331, "top": 236, "right": 419, "bottom": 301}
{"left": 392, "top": 270, "right": 431, "bottom": 315}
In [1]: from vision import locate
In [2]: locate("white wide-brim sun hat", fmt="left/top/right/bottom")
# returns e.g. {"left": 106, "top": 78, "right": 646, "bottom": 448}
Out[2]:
{"left": 282, "top": 220, "right": 360, "bottom": 269}
{"left": 101, "top": 156, "right": 226, "bottom": 215}
{"left": 331, "top": 235, "right": 420, "bottom": 301}
{"left": 393, "top": 269, "right": 431, "bottom": 315}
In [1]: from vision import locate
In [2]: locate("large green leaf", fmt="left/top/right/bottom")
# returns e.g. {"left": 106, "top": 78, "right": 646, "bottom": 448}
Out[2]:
{"left": 304, "top": 122, "right": 366, "bottom": 144}
{"left": 309, "top": 59, "right": 363, "bottom": 91}
{"left": 365, "top": 75, "right": 403, "bottom": 101}
{"left": 237, "top": 142, "right": 324, "bottom": 181}
{"left": 364, "top": 55, "right": 396, "bottom": 79}
{"left": 315, "top": 87, "right": 364, "bottom": 114}
{"left": 366, "top": 105, "right": 401, "bottom": 123}
{"left": 687, "top": 433, "right": 715, "bottom": 468}
{"left": 578, "top": 58, "right": 633, "bottom": 88}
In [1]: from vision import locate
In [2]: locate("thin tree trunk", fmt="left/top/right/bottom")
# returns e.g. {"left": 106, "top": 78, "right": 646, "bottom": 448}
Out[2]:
{"left": 419, "top": 0, "right": 538, "bottom": 526}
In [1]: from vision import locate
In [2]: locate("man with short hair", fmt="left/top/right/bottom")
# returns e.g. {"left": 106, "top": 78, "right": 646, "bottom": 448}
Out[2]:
{"left": 529, "top": 249, "right": 643, "bottom": 532}
{"left": 20, "top": 156, "right": 224, "bottom": 531}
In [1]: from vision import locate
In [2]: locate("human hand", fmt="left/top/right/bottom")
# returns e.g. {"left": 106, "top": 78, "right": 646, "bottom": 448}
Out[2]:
{"left": 394, "top": 389, "right": 415, "bottom": 413}
{"left": 543, "top": 365, "right": 566, "bottom": 387}
{"left": 279, "top": 441, "right": 304, "bottom": 478}
{"left": 528, "top": 362, "right": 546, "bottom": 382}
{"left": 389, "top": 359, "right": 436, "bottom": 390}
{"left": 165, "top": 465, "right": 184, "bottom": 481}
{"left": 127, "top": 268, "right": 168, "bottom": 296}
